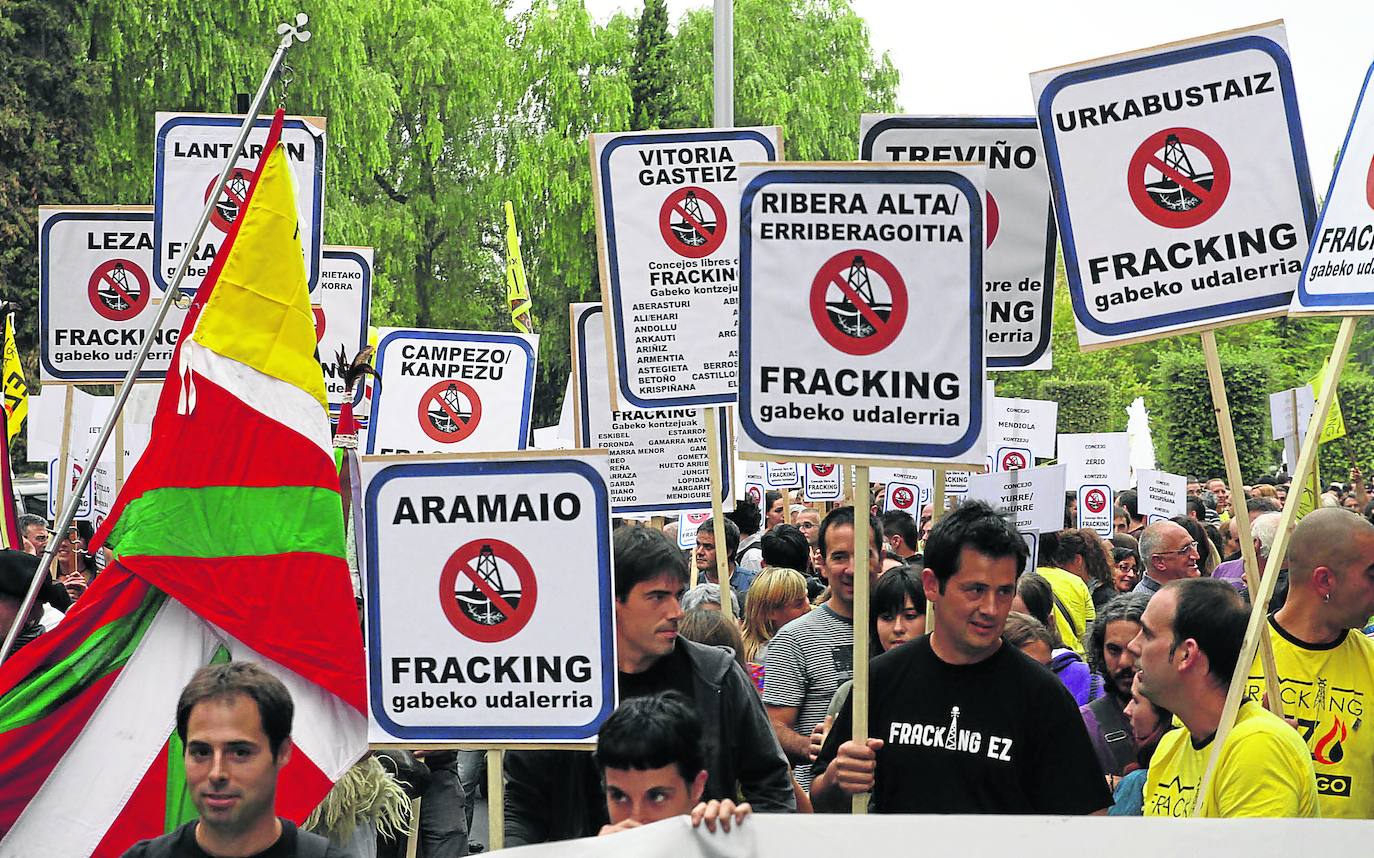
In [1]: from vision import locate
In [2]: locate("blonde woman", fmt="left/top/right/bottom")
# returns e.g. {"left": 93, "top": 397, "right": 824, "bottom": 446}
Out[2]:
{"left": 741, "top": 566, "right": 811, "bottom": 691}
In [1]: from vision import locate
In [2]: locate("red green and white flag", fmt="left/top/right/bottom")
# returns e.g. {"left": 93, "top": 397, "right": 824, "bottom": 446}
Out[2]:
{"left": 0, "top": 110, "right": 366, "bottom": 857}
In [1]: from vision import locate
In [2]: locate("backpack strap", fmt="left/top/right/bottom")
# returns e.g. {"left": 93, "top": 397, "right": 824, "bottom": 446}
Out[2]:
{"left": 1049, "top": 587, "right": 1082, "bottom": 642}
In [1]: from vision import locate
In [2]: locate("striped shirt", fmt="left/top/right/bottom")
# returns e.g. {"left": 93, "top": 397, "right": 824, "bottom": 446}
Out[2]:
{"left": 762, "top": 604, "right": 854, "bottom": 789}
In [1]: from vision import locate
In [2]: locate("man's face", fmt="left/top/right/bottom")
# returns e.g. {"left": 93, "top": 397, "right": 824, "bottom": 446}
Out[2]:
{"left": 184, "top": 694, "right": 289, "bottom": 838}
{"left": 693, "top": 531, "right": 717, "bottom": 573}
{"left": 766, "top": 497, "right": 785, "bottom": 530}
{"left": 22, "top": 525, "right": 47, "bottom": 553}
{"left": 1223, "top": 518, "right": 1241, "bottom": 557}
{"left": 1207, "top": 480, "right": 1230, "bottom": 510}
{"left": 796, "top": 511, "right": 820, "bottom": 547}
{"left": 1325, "top": 530, "right": 1374, "bottom": 629}
{"left": 1113, "top": 511, "right": 1128, "bottom": 533}
{"left": 820, "top": 523, "right": 880, "bottom": 611}
{"left": 1150, "top": 524, "right": 1199, "bottom": 581}
{"left": 616, "top": 573, "right": 685, "bottom": 669}
{"left": 923, "top": 548, "right": 1018, "bottom": 664}
{"left": 1186, "top": 481, "right": 1201, "bottom": 497}
{"left": 1128, "top": 588, "right": 1180, "bottom": 709}
{"left": 603, "top": 765, "right": 706, "bottom": 826}
{"left": 1102, "top": 619, "right": 1141, "bottom": 700}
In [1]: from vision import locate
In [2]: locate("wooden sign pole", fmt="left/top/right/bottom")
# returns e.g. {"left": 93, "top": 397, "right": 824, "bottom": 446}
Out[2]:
{"left": 851, "top": 465, "right": 871, "bottom": 814}
{"left": 1194, "top": 318, "right": 1359, "bottom": 811}
{"left": 487, "top": 749, "right": 505, "bottom": 851}
{"left": 52, "top": 384, "right": 75, "bottom": 576}
{"left": 704, "top": 407, "right": 731, "bottom": 616}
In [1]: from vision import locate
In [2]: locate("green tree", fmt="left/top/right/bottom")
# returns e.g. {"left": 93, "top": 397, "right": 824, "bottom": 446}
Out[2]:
{"left": 629, "top": 0, "right": 672, "bottom": 130}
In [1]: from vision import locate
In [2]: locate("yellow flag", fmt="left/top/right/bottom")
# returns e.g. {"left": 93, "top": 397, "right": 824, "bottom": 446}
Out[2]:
{"left": 1294, "top": 451, "right": 1321, "bottom": 523}
{"left": 2, "top": 314, "right": 27, "bottom": 442}
{"left": 1308, "top": 360, "right": 1347, "bottom": 444}
{"left": 505, "top": 201, "right": 534, "bottom": 334}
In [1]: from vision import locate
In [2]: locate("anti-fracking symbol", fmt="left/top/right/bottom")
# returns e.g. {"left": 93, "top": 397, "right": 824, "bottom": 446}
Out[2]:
{"left": 1128, "top": 127, "right": 1231, "bottom": 228}
{"left": 438, "top": 538, "right": 537, "bottom": 643}
{"left": 418, "top": 379, "right": 482, "bottom": 444}
{"left": 88, "top": 259, "right": 150, "bottom": 322}
{"left": 809, "top": 249, "right": 908, "bottom": 356}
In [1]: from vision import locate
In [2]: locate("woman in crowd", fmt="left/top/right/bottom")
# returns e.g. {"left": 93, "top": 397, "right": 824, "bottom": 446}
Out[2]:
{"left": 1108, "top": 674, "right": 1175, "bottom": 815}
{"left": 678, "top": 608, "right": 748, "bottom": 670}
{"left": 1110, "top": 545, "right": 1142, "bottom": 593}
{"left": 740, "top": 566, "right": 811, "bottom": 690}
{"left": 1013, "top": 572, "right": 1101, "bottom": 704}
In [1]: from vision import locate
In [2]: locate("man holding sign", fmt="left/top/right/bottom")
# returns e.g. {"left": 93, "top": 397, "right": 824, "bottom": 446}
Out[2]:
{"left": 811, "top": 502, "right": 1109, "bottom": 814}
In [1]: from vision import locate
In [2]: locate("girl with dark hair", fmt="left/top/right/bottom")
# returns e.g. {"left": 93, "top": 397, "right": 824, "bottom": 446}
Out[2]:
{"left": 1014, "top": 573, "right": 1103, "bottom": 705}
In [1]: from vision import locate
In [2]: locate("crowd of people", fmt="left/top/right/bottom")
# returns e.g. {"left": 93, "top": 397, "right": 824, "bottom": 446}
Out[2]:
{"left": 5, "top": 469, "right": 1372, "bottom": 856}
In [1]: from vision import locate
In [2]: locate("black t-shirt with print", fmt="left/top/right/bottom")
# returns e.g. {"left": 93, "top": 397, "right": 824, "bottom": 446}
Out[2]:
{"left": 815, "top": 636, "right": 1112, "bottom": 814}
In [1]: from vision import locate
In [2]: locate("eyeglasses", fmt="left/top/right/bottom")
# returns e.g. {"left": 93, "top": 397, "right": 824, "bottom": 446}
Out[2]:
{"left": 1161, "top": 541, "right": 1199, "bottom": 558}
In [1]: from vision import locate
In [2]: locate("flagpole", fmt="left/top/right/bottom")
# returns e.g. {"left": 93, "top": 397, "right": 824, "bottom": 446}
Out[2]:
{"left": 0, "top": 13, "right": 313, "bottom": 665}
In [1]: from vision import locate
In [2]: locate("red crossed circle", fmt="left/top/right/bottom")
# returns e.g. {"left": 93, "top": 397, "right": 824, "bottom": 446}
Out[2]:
{"left": 312, "top": 306, "right": 326, "bottom": 343}
{"left": 659, "top": 186, "right": 727, "bottom": 258}
{"left": 986, "top": 191, "right": 1000, "bottom": 248}
{"left": 746, "top": 484, "right": 762, "bottom": 506}
{"left": 686, "top": 512, "right": 710, "bottom": 525}
{"left": 809, "top": 249, "right": 908, "bottom": 356}
{"left": 890, "top": 486, "right": 915, "bottom": 510}
{"left": 1000, "top": 450, "right": 1028, "bottom": 470}
{"left": 438, "top": 539, "right": 537, "bottom": 643}
{"left": 1128, "top": 127, "right": 1231, "bottom": 229}
{"left": 204, "top": 168, "right": 256, "bottom": 234}
{"left": 88, "top": 259, "right": 150, "bottom": 321}
{"left": 1084, "top": 488, "right": 1108, "bottom": 514}
{"left": 811, "top": 464, "right": 835, "bottom": 477}
{"left": 417, "top": 380, "right": 482, "bottom": 444}
{"left": 1365, "top": 153, "right": 1374, "bottom": 211}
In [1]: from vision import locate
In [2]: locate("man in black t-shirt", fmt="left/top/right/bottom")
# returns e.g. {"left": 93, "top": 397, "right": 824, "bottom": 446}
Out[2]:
{"left": 811, "top": 501, "right": 1111, "bottom": 815}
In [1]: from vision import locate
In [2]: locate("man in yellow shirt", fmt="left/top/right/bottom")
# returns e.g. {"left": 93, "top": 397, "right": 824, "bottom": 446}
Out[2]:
{"left": 1248, "top": 507, "right": 1374, "bottom": 818}
{"left": 1129, "top": 578, "right": 1318, "bottom": 817}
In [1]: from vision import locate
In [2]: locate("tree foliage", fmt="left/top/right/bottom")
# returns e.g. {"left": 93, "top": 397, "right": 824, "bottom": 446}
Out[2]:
{"left": 1147, "top": 348, "right": 1274, "bottom": 481}
{"left": 629, "top": 0, "right": 672, "bottom": 130}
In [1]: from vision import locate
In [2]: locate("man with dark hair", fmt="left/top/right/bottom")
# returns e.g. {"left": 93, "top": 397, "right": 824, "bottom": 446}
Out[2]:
{"left": 880, "top": 511, "right": 920, "bottom": 562}
{"left": 764, "top": 506, "right": 882, "bottom": 791}
{"left": 596, "top": 692, "right": 751, "bottom": 836}
{"left": 812, "top": 501, "right": 1110, "bottom": 814}
{"left": 761, "top": 524, "right": 810, "bottom": 574}
{"left": 1080, "top": 593, "right": 1148, "bottom": 776}
{"left": 0, "top": 549, "right": 70, "bottom": 661}
{"left": 726, "top": 498, "right": 764, "bottom": 574}
{"left": 1129, "top": 578, "right": 1317, "bottom": 817}
{"left": 1117, "top": 489, "right": 1146, "bottom": 538}
{"left": 504, "top": 526, "right": 794, "bottom": 845}
{"left": 122, "top": 662, "right": 347, "bottom": 857}
{"left": 1245, "top": 507, "right": 1374, "bottom": 818}
{"left": 694, "top": 516, "right": 752, "bottom": 595}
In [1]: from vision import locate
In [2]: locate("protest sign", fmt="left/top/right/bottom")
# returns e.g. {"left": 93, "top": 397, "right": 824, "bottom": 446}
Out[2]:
{"left": 989, "top": 396, "right": 1058, "bottom": 457}
{"left": 1137, "top": 469, "right": 1187, "bottom": 520}
{"left": 738, "top": 162, "right": 985, "bottom": 465}
{"left": 676, "top": 511, "right": 710, "bottom": 549}
{"left": 943, "top": 469, "right": 971, "bottom": 504}
{"left": 47, "top": 458, "right": 92, "bottom": 519}
{"left": 366, "top": 328, "right": 537, "bottom": 455}
{"left": 1077, "top": 484, "right": 1113, "bottom": 535}
{"left": 154, "top": 113, "right": 325, "bottom": 296}
{"left": 363, "top": 450, "right": 615, "bottom": 742}
{"left": 742, "top": 480, "right": 765, "bottom": 508}
{"left": 1293, "top": 57, "right": 1374, "bottom": 314}
{"left": 570, "top": 303, "right": 730, "bottom": 514}
{"left": 765, "top": 462, "right": 802, "bottom": 488}
{"left": 992, "top": 446, "right": 1033, "bottom": 473}
{"left": 1031, "top": 22, "right": 1316, "bottom": 347}
{"left": 317, "top": 247, "right": 373, "bottom": 414}
{"left": 860, "top": 116, "right": 1056, "bottom": 369}
{"left": 38, "top": 206, "right": 186, "bottom": 383}
{"left": 1059, "top": 432, "right": 1131, "bottom": 488}
{"left": 802, "top": 463, "right": 843, "bottom": 502}
{"left": 883, "top": 472, "right": 933, "bottom": 515}
{"left": 965, "top": 464, "right": 1066, "bottom": 533}
{"left": 590, "top": 127, "right": 781, "bottom": 409}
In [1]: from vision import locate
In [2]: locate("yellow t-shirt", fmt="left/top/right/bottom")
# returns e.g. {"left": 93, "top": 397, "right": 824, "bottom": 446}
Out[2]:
{"left": 1034, "top": 566, "right": 1093, "bottom": 654}
{"left": 1143, "top": 700, "right": 1319, "bottom": 818}
{"left": 1247, "top": 619, "right": 1374, "bottom": 819}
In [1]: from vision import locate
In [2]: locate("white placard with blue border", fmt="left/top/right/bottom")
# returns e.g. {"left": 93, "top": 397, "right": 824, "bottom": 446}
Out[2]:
{"left": 591, "top": 127, "right": 781, "bottom": 411}
{"left": 362, "top": 450, "right": 615, "bottom": 742}
{"left": 38, "top": 207, "right": 187, "bottom": 383}
{"left": 738, "top": 163, "right": 986, "bottom": 465}
{"left": 572, "top": 303, "right": 731, "bottom": 514}
{"left": 317, "top": 246, "right": 373, "bottom": 415}
{"left": 153, "top": 112, "right": 325, "bottom": 296}
{"left": 366, "top": 328, "right": 537, "bottom": 455}
{"left": 860, "top": 116, "right": 1056, "bottom": 370}
{"left": 1031, "top": 22, "right": 1315, "bottom": 347}
{"left": 48, "top": 457, "right": 93, "bottom": 519}
{"left": 1292, "top": 57, "right": 1374, "bottom": 314}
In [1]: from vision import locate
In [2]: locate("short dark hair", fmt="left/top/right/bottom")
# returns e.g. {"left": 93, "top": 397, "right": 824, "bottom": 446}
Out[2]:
{"left": 764, "top": 490, "right": 782, "bottom": 513}
{"left": 696, "top": 516, "right": 740, "bottom": 560}
{"left": 17, "top": 514, "right": 46, "bottom": 533}
{"left": 871, "top": 565, "right": 926, "bottom": 652}
{"left": 761, "top": 524, "right": 809, "bottom": 572}
{"left": 1088, "top": 593, "right": 1149, "bottom": 677}
{"left": 817, "top": 506, "right": 883, "bottom": 561}
{"left": 176, "top": 662, "right": 293, "bottom": 759}
{"left": 1166, "top": 578, "right": 1248, "bottom": 688}
{"left": 595, "top": 691, "right": 704, "bottom": 784}
{"left": 614, "top": 525, "right": 689, "bottom": 601}
{"left": 1117, "top": 489, "right": 1140, "bottom": 519}
{"left": 1002, "top": 611, "right": 1055, "bottom": 651}
{"left": 879, "top": 511, "right": 920, "bottom": 552}
{"left": 1247, "top": 496, "right": 1281, "bottom": 515}
{"left": 1186, "top": 496, "right": 1206, "bottom": 519}
{"left": 726, "top": 499, "right": 761, "bottom": 536}
{"left": 1256, "top": 475, "right": 1277, "bottom": 486}
{"left": 923, "top": 500, "right": 1027, "bottom": 589}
